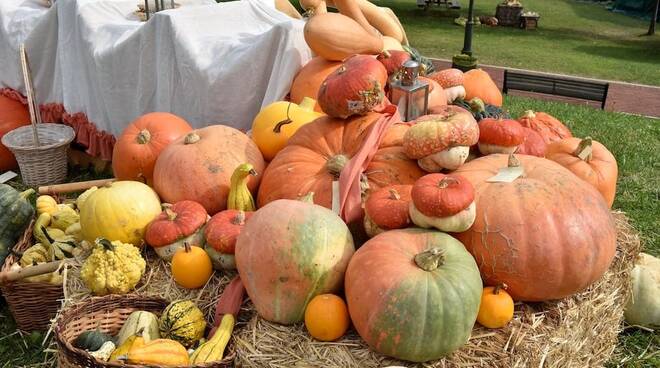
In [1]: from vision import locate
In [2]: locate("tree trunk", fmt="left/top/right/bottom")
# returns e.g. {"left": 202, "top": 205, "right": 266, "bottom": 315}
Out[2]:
{"left": 649, "top": 0, "right": 659, "bottom": 35}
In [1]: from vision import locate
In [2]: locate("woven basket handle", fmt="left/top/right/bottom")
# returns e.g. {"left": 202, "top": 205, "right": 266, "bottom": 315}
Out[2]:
{"left": 19, "top": 43, "right": 41, "bottom": 147}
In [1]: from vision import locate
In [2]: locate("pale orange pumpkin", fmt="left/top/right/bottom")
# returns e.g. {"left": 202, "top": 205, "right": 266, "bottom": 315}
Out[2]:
{"left": 112, "top": 112, "right": 192, "bottom": 185}
{"left": 152, "top": 126, "right": 265, "bottom": 215}
{"left": 463, "top": 69, "right": 502, "bottom": 107}
{"left": 545, "top": 137, "right": 618, "bottom": 208}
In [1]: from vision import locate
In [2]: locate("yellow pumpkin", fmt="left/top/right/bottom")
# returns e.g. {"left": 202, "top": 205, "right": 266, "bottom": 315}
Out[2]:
{"left": 80, "top": 181, "right": 161, "bottom": 246}
{"left": 251, "top": 97, "right": 323, "bottom": 161}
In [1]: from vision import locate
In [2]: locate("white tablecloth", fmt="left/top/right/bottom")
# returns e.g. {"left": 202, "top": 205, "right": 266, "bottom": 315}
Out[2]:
{"left": 0, "top": 0, "right": 311, "bottom": 136}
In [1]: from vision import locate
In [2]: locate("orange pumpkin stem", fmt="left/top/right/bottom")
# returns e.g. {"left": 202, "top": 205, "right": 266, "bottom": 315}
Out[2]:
{"left": 507, "top": 153, "right": 521, "bottom": 168}
{"left": 183, "top": 242, "right": 192, "bottom": 253}
{"left": 414, "top": 247, "right": 445, "bottom": 271}
{"left": 388, "top": 188, "right": 401, "bottom": 200}
{"left": 326, "top": 154, "right": 349, "bottom": 178}
{"left": 493, "top": 283, "right": 508, "bottom": 295}
{"left": 522, "top": 110, "right": 536, "bottom": 119}
{"left": 136, "top": 129, "right": 151, "bottom": 144}
{"left": 184, "top": 132, "right": 201, "bottom": 145}
{"left": 273, "top": 103, "right": 294, "bottom": 134}
{"left": 437, "top": 176, "right": 459, "bottom": 189}
{"left": 299, "top": 192, "right": 315, "bottom": 203}
{"left": 232, "top": 211, "right": 247, "bottom": 225}
{"left": 574, "top": 137, "right": 593, "bottom": 162}
{"left": 164, "top": 208, "right": 177, "bottom": 221}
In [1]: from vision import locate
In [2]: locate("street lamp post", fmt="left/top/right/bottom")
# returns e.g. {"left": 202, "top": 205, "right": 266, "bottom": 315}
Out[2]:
{"left": 452, "top": 0, "right": 478, "bottom": 71}
{"left": 462, "top": 0, "right": 475, "bottom": 56}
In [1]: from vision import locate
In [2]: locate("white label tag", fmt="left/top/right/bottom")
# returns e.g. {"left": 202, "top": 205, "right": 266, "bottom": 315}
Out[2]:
{"left": 0, "top": 171, "right": 18, "bottom": 184}
{"left": 487, "top": 166, "right": 524, "bottom": 183}
{"left": 577, "top": 144, "right": 592, "bottom": 161}
{"left": 331, "top": 181, "right": 340, "bottom": 215}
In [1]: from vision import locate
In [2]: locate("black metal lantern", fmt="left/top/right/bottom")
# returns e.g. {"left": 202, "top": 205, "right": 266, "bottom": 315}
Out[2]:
{"left": 388, "top": 60, "right": 429, "bottom": 122}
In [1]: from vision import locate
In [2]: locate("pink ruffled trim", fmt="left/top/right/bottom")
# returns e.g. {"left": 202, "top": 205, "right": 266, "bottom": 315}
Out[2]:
{"left": 0, "top": 88, "right": 115, "bottom": 160}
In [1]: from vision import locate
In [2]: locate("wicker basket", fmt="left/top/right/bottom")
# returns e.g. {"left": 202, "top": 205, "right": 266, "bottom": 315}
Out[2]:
{"left": 495, "top": 4, "right": 523, "bottom": 26}
{"left": 1, "top": 123, "right": 74, "bottom": 187}
{"left": 55, "top": 295, "right": 235, "bottom": 368}
{"left": 0, "top": 220, "right": 65, "bottom": 331}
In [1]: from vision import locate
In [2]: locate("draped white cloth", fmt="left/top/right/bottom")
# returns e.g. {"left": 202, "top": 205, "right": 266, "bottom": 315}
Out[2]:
{"left": 0, "top": 0, "right": 311, "bottom": 135}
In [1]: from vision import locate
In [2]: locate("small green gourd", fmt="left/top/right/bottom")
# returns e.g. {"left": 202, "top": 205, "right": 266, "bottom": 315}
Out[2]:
{"left": 72, "top": 327, "right": 115, "bottom": 351}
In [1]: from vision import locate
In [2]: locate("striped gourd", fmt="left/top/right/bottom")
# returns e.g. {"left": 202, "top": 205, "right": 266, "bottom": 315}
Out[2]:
{"left": 159, "top": 300, "right": 206, "bottom": 348}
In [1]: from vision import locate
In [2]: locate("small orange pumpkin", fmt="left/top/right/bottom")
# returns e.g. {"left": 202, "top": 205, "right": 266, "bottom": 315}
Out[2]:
{"left": 290, "top": 57, "right": 341, "bottom": 113}
{"left": 477, "top": 284, "right": 514, "bottom": 329}
{"left": 546, "top": 137, "right": 618, "bottom": 208}
{"left": 304, "top": 294, "right": 350, "bottom": 341}
{"left": 171, "top": 243, "right": 213, "bottom": 289}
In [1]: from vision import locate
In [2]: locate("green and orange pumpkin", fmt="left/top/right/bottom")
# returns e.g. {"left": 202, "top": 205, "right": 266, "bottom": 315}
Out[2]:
{"left": 345, "top": 228, "right": 482, "bottom": 362}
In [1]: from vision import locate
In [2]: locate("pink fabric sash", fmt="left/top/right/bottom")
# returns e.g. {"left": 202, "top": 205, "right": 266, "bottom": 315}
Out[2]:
{"left": 338, "top": 104, "right": 401, "bottom": 224}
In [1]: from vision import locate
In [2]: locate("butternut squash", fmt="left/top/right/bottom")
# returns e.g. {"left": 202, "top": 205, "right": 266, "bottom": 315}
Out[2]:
{"left": 126, "top": 339, "right": 189, "bottom": 365}
{"left": 304, "top": 12, "right": 384, "bottom": 61}
{"left": 326, "top": 0, "right": 408, "bottom": 44}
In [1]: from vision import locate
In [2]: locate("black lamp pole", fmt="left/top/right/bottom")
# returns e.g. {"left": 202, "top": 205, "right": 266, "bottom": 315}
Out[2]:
{"left": 461, "top": 0, "right": 476, "bottom": 56}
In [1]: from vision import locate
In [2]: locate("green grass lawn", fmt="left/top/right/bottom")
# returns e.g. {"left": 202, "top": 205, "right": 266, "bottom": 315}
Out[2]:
{"left": 379, "top": 0, "right": 660, "bottom": 85}
{"left": 1, "top": 97, "right": 658, "bottom": 366}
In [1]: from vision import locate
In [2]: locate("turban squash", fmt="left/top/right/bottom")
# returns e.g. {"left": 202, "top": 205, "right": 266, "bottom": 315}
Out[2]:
{"left": 454, "top": 154, "right": 617, "bottom": 301}
{"left": 257, "top": 112, "right": 424, "bottom": 210}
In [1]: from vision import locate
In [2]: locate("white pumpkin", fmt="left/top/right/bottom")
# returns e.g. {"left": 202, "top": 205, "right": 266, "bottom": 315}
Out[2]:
{"left": 625, "top": 253, "right": 660, "bottom": 328}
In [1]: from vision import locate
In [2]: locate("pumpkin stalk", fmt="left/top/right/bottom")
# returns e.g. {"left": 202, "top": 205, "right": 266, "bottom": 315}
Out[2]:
{"left": 231, "top": 211, "right": 246, "bottom": 225}
{"left": 414, "top": 248, "right": 445, "bottom": 271}
{"left": 19, "top": 188, "right": 35, "bottom": 199}
{"left": 136, "top": 129, "right": 151, "bottom": 144}
{"left": 227, "top": 164, "right": 257, "bottom": 211}
{"left": 184, "top": 132, "right": 201, "bottom": 145}
{"left": 98, "top": 238, "right": 115, "bottom": 252}
{"left": 469, "top": 98, "right": 486, "bottom": 113}
{"left": 273, "top": 103, "right": 294, "bottom": 133}
{"left": 507, "top": 153, "right": 521, "bottom": 168}
{"left": 522, "top": 110, "right": 536, "bottom": 119}
{"left": 388, "top": 189, "right": 400, "bottom": 200}
{"left": 493, "top": 283, "right": 508, "bottom": 295}
{"left": 298, "top": 192, "right": 315, "bottom": 203}
{"left": 165, "top": 208, "right": 178, "bottom": 221}
{"left": 574, "top": 137, "right": 593, "bottom": 162}
{"left": 437, "top": 176, "right": 459, "bottom": 189}
{"left": 184, "top": 242, "right": 192, "bottom": 253}
{"left": 326, "top": 154, "right": 349, "bottom": 178}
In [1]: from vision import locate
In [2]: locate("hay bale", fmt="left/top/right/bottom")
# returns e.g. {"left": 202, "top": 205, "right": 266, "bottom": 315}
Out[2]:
{"left": 232, "top": 211, "right": 641, "bottom": 368}
{"left": 58, "top": 211, "right": 640, "bottom": 368}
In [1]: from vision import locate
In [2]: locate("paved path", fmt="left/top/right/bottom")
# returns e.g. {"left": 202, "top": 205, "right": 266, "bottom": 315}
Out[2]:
{"left": 430, "top": 59, "right": 660, "bottom": 118}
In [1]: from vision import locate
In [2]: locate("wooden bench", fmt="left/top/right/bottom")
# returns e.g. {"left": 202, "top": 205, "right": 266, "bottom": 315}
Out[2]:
{"left": 417, "top": 0, "right": 461, "bottom": 10}
{"left": 503, "top": 70, "right": 609, "bottom": 109}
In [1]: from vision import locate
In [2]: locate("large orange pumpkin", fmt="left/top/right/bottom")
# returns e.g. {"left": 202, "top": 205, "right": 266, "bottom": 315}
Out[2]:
{"left": 257, "top": 113, "right": 425, "bottom": 210}
{"left": 517, "top": 110, "right": 572, "bottom": 144}
{"left": 290, "top": 57, "right": 341, "bottom": 113}
{"left": 454, "top": 154, "right": 617, "bottom": 301}
{"left": 153, "top": 126, "right": 265, "bottom": 215}
{"left": 463, "top": 69, "right": 502, "bottom": 107}
{"left": 546, "top": 137, "right": 618, "bottom": 208}
{"left": 0, "top": 95, "right": 30, "bottom": 172}
{"left": 112, "top": 112, "right": 192, "bottom": 185}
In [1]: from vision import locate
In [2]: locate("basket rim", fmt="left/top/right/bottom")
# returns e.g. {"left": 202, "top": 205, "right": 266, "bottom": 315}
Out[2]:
{"left": 1, "top": 124, "right": 75, "bottom": 151}
{"left": 55, "top": 294, "right": 235, "bottom": 368}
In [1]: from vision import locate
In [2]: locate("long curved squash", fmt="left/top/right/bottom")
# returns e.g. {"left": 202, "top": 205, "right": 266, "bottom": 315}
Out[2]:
{"left": 303, "top": 12, "right": 384, "bottom": 61}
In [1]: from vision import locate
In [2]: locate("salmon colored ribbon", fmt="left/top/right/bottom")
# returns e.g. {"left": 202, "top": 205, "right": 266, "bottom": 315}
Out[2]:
{"left": 338, "top": 104, "right": 401, "bottom": 224}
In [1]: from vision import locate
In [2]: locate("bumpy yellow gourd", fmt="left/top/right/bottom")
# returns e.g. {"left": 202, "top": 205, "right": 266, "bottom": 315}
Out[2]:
{"left": 126, "top": 339, "right": 190, "bottom": 365}
{"left": 251, "top": 97, "right": 323, "bottom": 161}
{"left": 190, "top": 314, "right": 235, "bottom": 363}
{"left": 50, "top": 205, "right": 79, "bottom": 231}
{"left": 80, "top": 238, "right": 146, "bottom": 295}
{"left": 227, "top": 164, "right": 257, "bottom": 212}
{"left": 36, "top": 195, "right": 58, "bottom": 216}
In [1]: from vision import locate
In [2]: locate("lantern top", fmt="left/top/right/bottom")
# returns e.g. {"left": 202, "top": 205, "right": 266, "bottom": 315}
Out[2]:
{"left": 401, "top": 60, "right": 420, "bottom": 86}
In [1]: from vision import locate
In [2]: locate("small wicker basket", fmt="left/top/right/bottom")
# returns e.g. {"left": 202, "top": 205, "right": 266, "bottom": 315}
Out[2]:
{"left": 1, "top": 124, "right": 75, "bottom": 187}
{"left": 0, "top": 220, "right": 64, "bottom": 332}
{"left": 55, "top": 295, "right": 235, "bottom": 368}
